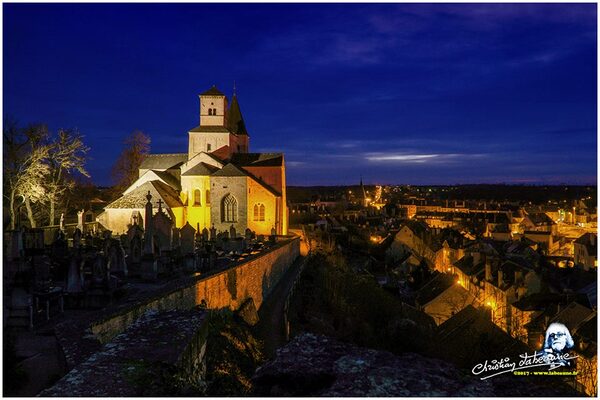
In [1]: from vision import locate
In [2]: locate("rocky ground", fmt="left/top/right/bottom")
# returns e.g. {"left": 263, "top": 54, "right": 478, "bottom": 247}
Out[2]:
{"left": 253, "top": 333, "right": 583, "bottom": 397}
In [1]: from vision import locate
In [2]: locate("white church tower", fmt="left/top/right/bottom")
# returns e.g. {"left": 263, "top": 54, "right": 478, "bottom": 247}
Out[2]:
{"left": 187, "top": 85, "right": 249, "bottom": 160}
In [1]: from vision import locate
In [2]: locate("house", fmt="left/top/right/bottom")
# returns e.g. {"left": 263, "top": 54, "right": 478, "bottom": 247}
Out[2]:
{"left": 574, "top": 233, "right": 597, "bottom": 270}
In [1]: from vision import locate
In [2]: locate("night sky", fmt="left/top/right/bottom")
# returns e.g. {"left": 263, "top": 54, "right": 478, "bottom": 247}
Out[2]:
{"left": 3, "top": 3, "right": 597, "bottom": 186}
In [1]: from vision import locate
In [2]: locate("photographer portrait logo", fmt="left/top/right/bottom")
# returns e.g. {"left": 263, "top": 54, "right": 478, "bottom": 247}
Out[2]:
{"left": 472, "top": 323, "right": 578, "bottom": 380}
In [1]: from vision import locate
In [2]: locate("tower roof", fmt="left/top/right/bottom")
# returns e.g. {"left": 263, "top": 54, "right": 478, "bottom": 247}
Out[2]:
{"left": 227, "top": 94, "right": 248, "bottom": 135}
{"left": 200, "top": 85, "right": 225, "bottom": 96}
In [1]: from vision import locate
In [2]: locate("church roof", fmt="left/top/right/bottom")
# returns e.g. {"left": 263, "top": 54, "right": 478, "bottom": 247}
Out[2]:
{"left": 152, "top": 170, "right": 181, "bottom": 191}
{"left": 212, "top": 162, "right": 281, "bottom": 196}
{"left": 105, "top": 180, "right": 183, "bottom": 210}
{"left": 227, "top": 94, "right": 248, "bottom": 136}
{"left": 139, "top": 153, "right": 187, "bottom": 170}
{"left": 188, "top": 126, "right": 230, "bottom": 133}
{"left": 200, "top": 85, "right": 225, "bottom": 96}
{"left": 230, "top": 153, "right": 284, "bottom": 167}
{"left": 181, "top": 162, "right": 219, "bottom": 176}
{"left": 211, "top": 162, "right": 248, "bottom": 177}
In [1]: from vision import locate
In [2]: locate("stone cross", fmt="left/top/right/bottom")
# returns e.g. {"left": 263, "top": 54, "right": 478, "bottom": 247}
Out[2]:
{"left": 157, "top": 198, "right": 164, "bottom": 212}
{"left": 143, "top": 191, "right": 154, "bottom": 255}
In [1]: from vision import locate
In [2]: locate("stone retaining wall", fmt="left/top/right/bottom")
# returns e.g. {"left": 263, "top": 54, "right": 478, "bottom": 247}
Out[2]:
{"left": 88, "top": 236, "right": 300, "bottom": 344}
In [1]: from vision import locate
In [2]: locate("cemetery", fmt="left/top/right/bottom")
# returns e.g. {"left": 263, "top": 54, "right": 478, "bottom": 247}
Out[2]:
{"left": 3, "top": 191, "right": 300, "bottom": 395}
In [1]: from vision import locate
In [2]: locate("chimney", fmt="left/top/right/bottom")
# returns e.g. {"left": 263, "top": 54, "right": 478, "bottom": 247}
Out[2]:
{"left": 498, "top": 269, "right": 504, "bottom": 287}
{"left": 485, "top": 259, "right": 492, "bottom": 282}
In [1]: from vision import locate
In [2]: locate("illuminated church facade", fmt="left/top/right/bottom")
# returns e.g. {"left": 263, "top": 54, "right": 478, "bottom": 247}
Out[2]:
{"left": 98, "top": 86, "right": 288, "bottom": 236}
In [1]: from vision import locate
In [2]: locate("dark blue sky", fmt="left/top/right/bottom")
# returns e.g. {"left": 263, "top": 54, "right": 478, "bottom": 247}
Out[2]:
{"left": 4, "top": 3, "right": 597, "bottom": 186}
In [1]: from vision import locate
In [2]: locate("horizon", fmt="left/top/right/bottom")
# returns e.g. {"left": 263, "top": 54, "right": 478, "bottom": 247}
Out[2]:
{"left": 4, "top": 3, "right": 597, "bottom": 186}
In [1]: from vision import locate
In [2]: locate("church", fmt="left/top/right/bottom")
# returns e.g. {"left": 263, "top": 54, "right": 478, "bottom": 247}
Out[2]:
{"left": 98, "top": 85, "right": 288, "bottom": 236}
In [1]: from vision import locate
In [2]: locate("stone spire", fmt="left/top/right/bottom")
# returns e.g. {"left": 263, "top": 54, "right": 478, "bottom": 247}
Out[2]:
{"left": 227, "top": 91, "right": 248, "bottom": 136}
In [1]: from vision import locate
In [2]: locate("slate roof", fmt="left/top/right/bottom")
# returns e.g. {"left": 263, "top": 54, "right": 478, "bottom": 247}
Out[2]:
{"left": 200, "top": 85, "right": 225, "bottom": 96}
{"left": 230, "top": 153, "right": 284, "bottom": 167}
{"left": 211, "top": 162, "right": 248, "bottom": 177}
{"left": 415, "top": 273, "right": 455, "bottom": 306}
{"left": 527, "top": 212, "right": 556, "bottom": 226}
{"left": 151, "top": 170, "right": 181, "bottom": 191}
{"left": 550, "top": 301, "right": 595, "bottom": 333}
{"left": 181, "top": 162, "right": 219, "bottom": 176}
{"left": 227, "top": 94, "right": 248, "bottom": 136}
{"left": 454, "top": 255, "right": 485, "bottom": 277}
{"left": 106, "top": 181, "right": 183, "bottom": 209}
{"left": 139, "top": 153, "right": 187, "bottom": 170}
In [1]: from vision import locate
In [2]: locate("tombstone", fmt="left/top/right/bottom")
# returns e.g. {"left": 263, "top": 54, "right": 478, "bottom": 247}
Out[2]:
{"left": 7, "top": 229, "right": 24, "bottom": 261}
{"left": 271, "top": 226, "right": 277, "bottom": 236}
{"left": 32, "top": 255, "right": 52, "bottom": 292}
{"left": 143, "top": 191, "right": 155, "bottom": 256}
{"left": 130, "top": 210, "right": 143, "bottom": 229}
{"left": 91, "top": 255, "right": 107, "bottom": 287}
{"left": 180, "top": 222, "right": 196, "bottom": 256}
{"left": 129, "top": 234, "right": 142, "bottom": 265}
{"left": 153, "top": 200, "right": 173, "bottom": 253}
{"left": 171, "top": 227, "right": 180, "bottom": 249}
{"left": 223, "top": 230, "right": 230, "bottom": 240}
{"left": 51, "top": 233, "right": 69, "bottom": 260}
{"left": 245, "top": 228, "right": 253, "bottom": 240}
{"left": 202, "top": 228, "right": 209, "bottom": 242}
{"left": 210, "top": 225, "right": 217, "bottom": 241}
{"left": 66, "top": 255, "right": 84, "bottom": 294}
{"left": 23, "top": 228, "right": 44, "bottom": 255}
{"left": 107, "top": 241, "right": 128, "bottom": 278}
{"left": 72, "top": 228, "right": 82, "bottom": 249}
{"left": 229, "top": 224, "right": 237, "bottom": 239}
{"left": 77, "top": 209, "right": 84, "bottom": 232}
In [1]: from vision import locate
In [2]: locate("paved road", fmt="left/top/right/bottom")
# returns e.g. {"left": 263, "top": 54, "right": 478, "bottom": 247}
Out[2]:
{"left": 255, "top": 256, "right": 305, "bottom": 359}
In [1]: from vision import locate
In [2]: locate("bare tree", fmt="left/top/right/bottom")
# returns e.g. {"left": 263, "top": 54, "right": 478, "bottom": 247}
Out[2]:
{"left": 46, "top": 129, "right": 90, "bottom": 225}
{"left": 111, "top": 130, "right": 150, "bottom": 197}
{"left": 3, "top": 121, "right": 51, "bottom": 229}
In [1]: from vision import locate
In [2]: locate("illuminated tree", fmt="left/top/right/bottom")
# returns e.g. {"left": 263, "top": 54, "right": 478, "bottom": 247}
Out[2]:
{"left": 3, "top": 121, "right": 51, "bottom": 229}
{"left": 45, "top": 129, "right": 90, "bottom": 225}
{"left": 111, "top": 130, "right": 150, "bottom": 197}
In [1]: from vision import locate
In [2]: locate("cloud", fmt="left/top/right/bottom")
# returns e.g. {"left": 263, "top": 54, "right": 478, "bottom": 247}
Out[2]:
{"left": 365, "top": 152, "right": 487, "bottom": 164}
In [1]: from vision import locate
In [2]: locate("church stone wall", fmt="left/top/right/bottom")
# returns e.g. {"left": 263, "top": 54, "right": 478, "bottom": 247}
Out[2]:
{"left": 210, "top": 175, "right": 248, "bottom": 233}
{"left": 89, "top": 237, "right": 300, "bottom": 344}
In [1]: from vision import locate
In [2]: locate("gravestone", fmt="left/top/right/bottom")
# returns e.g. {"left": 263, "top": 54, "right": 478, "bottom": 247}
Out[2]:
{"left": 66, "top": 255, "right": 84, "bottom": 294}
{"left": 202, "top": 228, "right": 209, "bottom": 242}
{"left": 180, "top": 222, "right": 196, "bottom": 256}
{"left": 245, "top": 228, "right": 253, "bottom": 240}
{"left": 107, "top": 241, "right": 128, "bottom": 278}
{"left": 171, "top": 227, "right": 180, "bottom": 249}
{"left": 23, "top": 228, "right": 44, "bottom": 255}
{"left": 143, "top": 191, "right": 155, "bottom": 256}
{"left": 154, "top": 199, "right": 173, "bottom": 253}
{"left": 230, "top": 225, "right": 237, "bottom": 239}
{"left": 72, "top": 228, "right": 82, "bottom": 250}
{"left": 210, "top": 225, "right": 217, "bottom": 241}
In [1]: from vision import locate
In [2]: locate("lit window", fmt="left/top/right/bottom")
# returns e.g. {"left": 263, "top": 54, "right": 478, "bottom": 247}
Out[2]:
{"left": 253, "top": 203, "right": 265, "bottom": 221}
{"left": 222, "top": 194, "right": 237, "bottom": 222}
{"left": 193, "top": 189, "right": 201, "bottom": 206}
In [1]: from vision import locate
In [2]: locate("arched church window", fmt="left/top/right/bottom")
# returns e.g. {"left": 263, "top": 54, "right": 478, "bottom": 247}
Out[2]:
{"left": 222, "top": 194, "right": 237, "bottom": 223}
{"left": 193, "top": 189, "right": 201, "bottom": 206}
{"left": 253, "top": 203, "right": 265, "bottom": 221}
{"left": 206, "top": 190, "right": 211, "bottom": 205}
